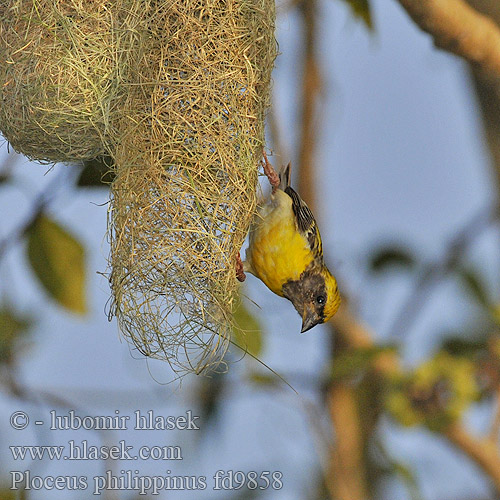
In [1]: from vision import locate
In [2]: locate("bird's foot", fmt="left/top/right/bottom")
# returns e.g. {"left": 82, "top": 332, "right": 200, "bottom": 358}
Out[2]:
{"left": 262, "top": 150, "right": 280, "bottom": 194}
{"left": 236, "top": 254, "right": 246, "bottom": 282}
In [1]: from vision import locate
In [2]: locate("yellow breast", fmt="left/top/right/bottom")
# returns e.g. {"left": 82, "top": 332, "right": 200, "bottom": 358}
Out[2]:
{"left": 245, "top": 190, "right": 314, "bottom": 296}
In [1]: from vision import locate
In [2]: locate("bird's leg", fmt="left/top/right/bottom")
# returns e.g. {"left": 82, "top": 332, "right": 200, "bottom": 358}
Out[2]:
{"left": 236, "top": 254, "right": 246, "bottom": 282}
{"left": 262, "top": 150, "right": 280, "bottom": 194}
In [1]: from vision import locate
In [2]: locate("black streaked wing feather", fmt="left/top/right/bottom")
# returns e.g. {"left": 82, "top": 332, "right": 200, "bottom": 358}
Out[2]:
{"left": 285, "top": 186, "right": 323, "bottom": 258}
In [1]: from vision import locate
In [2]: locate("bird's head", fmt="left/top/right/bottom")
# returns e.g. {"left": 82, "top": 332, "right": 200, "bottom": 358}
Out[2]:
{"left": 282, "top": 265, "right": 341, "bottom": 333}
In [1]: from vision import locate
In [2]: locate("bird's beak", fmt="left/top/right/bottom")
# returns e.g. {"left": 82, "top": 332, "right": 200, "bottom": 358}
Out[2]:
{"left": 301, "top": 303, "right": 319, "bottom": 333}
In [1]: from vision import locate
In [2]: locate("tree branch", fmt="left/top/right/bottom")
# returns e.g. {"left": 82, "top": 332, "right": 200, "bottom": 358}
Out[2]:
{"left": 295, "top": 2, "right": 369, "bottom": 497}
{"left": 445, "top": 422, "right": 500, "bottom": 488}
{"left": 326, "top": 379, "right": 369, "bottom": 500}
{"left": 332, "top": 303, "right": 401, "bottom": 377}
{"left": 397, "top": 0, "right": 500, "bottom": 76}
{"left": 297, "top": 0, "right": 322, "bottom": 204}
{"left": 331, "top": 302, "right": 500, "bottom": 495}
{"left": 489, "top": 385, "right": 500, "bottom": 441}
{"left": 387, "top": 204, "right": 498, "bottom": 339}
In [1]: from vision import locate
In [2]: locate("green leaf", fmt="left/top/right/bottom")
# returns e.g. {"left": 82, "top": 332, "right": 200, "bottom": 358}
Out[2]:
{"left": 338, "top": 0, "right": 373, "bottom": 30}
{"left": 0, "top": 305, "right": 32, "bottom": 364}
{"left": 27, "top": 214, "right": 87, "bottom": 314}
{"left": 76, "top": 156, "right": 115, "bottom": 187}
{"left": 457, "top": 266, "right": 491, "bottom": 308}
{"left": 232, "top": 299, "right": 263, "bottom": 357}
{"left": 369, "top": 246, "right": 416, "bottom": 273}
{"left": 331, "top": 345, "right": 396, "bottom": 380}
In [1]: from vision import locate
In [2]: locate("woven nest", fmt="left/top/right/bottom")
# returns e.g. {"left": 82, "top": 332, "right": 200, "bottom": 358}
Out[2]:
{"left": 0, "top": 0, "right": 276, "bottom": 374}
{"left": 0, "top": 0, "right": 142, "bottom": 163}
{"left": 108, "top": 0, "right": 276, "bottom": 374}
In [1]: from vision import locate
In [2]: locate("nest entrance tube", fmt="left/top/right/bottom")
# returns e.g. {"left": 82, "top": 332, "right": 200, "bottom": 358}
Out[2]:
{"left": 109, "top": 0, "right": 276, "bottom": 374}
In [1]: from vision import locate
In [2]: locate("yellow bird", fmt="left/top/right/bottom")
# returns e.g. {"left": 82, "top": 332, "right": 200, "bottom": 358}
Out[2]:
{"left": 237, "top": 152, "right": 341, "bottom": 332}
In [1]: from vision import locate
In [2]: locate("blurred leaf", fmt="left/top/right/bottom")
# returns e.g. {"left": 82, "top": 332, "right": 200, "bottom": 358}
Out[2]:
{"left": 0, "top": 172, "right": 10, "bottom": 185}
{"left": 76, "top": 156, "right": 115, "bottom": 187}
{"left": 229, "top": 489, "right": 263, "bottom": 500}
{"left": 0, "top": 305, "right": 32, "bottom": 364}
{"left": 196, "top": 370, "right": 226, "bottom": 430}
{"left": 207, "top": 480, "right": 264, "bottom": 499}
{"left": 209, "top": 487, "right": 262, "bottom": 500}
{"left": 306, "top": 469, "right": 330, "bottom": 500}
{"left": 457, "top": 266, "right": 491, "bottom": 308}
{"left": 338, "top": 0, "right": 373, "bottom": 30}
{"left": 0, "top": 489, "right": 25, "bottom": 500}
{"left": 27, "top": 214, "right": 87, "bottom": 314}
{"left": 442, "top": 336, "right": 487, "bottom": 357}
{"left": 369, "top": 246, "right": 415, "bottom": 273}
{"left": 491, "top": 303, "right": 500, "bottom": 325}
{"left": 248, "top": 372, "right": 278, "bottom": 387}
{"left": 372, "top": 438, "right": 423, "bottom": 500}
{"left": 232, "top": 299, "right": 263, "bottom": 357}
{"left": 393, "top": 462, "right": 423, "bottom": 500}
{"left": 386, "top": 352, "right": 478, "bottom": 430}
{"left": 331, "top": 345, "right": 396, "bottom": 380}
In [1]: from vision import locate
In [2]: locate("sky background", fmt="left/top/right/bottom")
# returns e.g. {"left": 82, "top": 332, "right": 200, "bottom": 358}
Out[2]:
{"left": 0, "top": 0, "right": 498, "bottom": 498}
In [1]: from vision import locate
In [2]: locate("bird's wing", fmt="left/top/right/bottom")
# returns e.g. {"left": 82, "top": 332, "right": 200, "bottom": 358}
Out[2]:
{"left": 284, "top": 186, "right": 323, "bottom": 259}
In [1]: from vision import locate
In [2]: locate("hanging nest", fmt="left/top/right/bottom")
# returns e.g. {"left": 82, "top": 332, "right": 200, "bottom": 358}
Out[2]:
{"left": 109, "top": 0, "right": 276, "bottom": 374}
{"left": 0, "top": 0, "right": 142, "bottom": 163}
{"left": 0, "top": 0, "right": 276, "bottom": 374}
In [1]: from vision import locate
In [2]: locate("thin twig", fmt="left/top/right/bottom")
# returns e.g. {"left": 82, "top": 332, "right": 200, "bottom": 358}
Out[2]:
{"left": 387, "top": 204, "right": 499, "bottom": 339}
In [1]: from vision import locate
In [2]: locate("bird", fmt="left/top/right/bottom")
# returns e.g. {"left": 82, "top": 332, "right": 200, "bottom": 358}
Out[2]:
{"left": 236, "top": 151, "right": 340, "bottom": 332}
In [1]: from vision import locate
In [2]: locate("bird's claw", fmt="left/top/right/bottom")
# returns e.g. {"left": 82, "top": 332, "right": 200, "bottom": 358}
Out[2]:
{"left": 262, "top": 150, "right": 280, "bottom": 194}
{"left": 236, "top": 254, "right": 246, "bottom": 282}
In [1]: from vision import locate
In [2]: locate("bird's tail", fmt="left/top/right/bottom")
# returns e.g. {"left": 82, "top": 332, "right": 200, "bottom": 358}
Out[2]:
{"left": 279, "top": 162, "right": 291, "bottom": 191}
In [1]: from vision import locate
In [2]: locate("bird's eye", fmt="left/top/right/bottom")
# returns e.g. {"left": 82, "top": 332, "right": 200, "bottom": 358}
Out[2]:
{"left": 316, "top": 295, "right": 326, "bottom": 305}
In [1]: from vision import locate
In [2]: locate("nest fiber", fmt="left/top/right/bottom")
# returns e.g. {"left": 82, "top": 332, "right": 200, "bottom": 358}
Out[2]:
{"left": 0, "top": 0, "right": 142, "bottom": 162}
{"left": 109, "top": 0, "right": 276, "bottom": 374}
